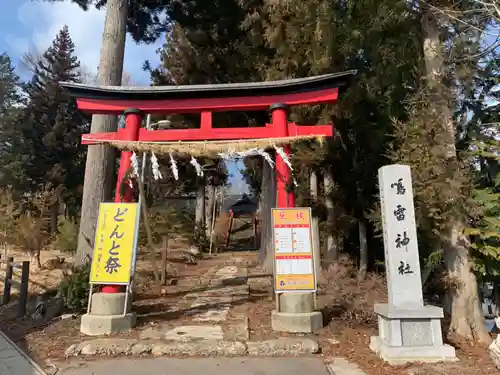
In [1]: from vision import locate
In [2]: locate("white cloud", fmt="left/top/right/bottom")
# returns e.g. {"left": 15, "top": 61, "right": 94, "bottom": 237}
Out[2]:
{"left": 6, "top": 1, "right": 162, "bottom": 84}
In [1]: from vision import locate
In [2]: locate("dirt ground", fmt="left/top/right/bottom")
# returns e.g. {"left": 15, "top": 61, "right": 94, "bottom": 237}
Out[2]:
{"left": 242, "top": 266, "right": 499, "bottom": 375}
{"left": 0, "top": 248, "right": 498, "bottom": 375}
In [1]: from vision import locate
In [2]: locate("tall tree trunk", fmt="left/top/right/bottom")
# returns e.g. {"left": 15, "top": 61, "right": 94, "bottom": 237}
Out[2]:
{"left": 205, "top": 184, "right": 215, "bottom": 238}
{"left": 32, "top": 250, "right": 42, "bottom": 269}
{"left": 444, "top": 221, "right": 490, "bottom": 343}
{"left": 75, "top": 0, "right": 128, "bottom": 265}
{"left": 358, "top": 218, "right": 368, "bottom": 280}
{"left": 195, "top": 179, "right": 206, "bottom": 233}
{"left": 259, "top": 159, "right": 276, "bottom": 273}
{"left": 310, "top": 170, "right": 321, "bottom": 275}
{"left": 323, "top": 171, "right": 338, "bottom": 262}
{"left": 50, "top": 203, "right": 58, "bottom": 235}
{"left": 421, "top": 7, "right": 490, "bottom": 343}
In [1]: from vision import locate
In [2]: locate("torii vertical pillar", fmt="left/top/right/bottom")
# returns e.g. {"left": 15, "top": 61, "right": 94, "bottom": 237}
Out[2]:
{"left": 271, "top": 103, "right": 295, "bottom": 208}
{"left": 270, "top": 104, "right": 323, "bottom": 333}
{"left": 80, "top": 108, "right": 140, "bottom": 335}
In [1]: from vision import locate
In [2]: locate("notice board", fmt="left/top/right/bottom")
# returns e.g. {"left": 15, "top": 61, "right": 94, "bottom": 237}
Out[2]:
{"left": 272, "top": 208, "right": 316, "bottom": 293}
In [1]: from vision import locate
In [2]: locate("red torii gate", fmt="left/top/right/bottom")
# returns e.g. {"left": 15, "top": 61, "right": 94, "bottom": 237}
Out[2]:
{"left": 61, "top": 70, "right": 355, "bottom": 294}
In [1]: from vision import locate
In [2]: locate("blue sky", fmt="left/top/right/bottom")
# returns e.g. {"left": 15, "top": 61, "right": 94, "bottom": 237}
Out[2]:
{"left": 0, "top": 0, "right": 161, "bottom": 84}
{"left": 0, "top": 0, "right": 249, "bottom": 194}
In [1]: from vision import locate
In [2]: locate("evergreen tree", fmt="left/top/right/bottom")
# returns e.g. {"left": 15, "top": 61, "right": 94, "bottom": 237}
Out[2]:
{"left": 43, "top": 0, "right": 165, "bottom": 263}
{"left": 147, "top": 0, "right": 259, "bottom": 247}
{"left": 0, "top": 53, "right": 21, "bottom": 113}
{"left": 241, "top": 0, "right": 422, "bottom": 270}
{"left": 467, "top": 121, "right": 500, "bottom": 278}
{"left": 22, "top": 26, "right": 88, "bottom": 230}
{"left": 0, "top": 53, "right": 28, "bottom": 192}
{"left": 410, "top": 0, "right": 496, "bottom": 343}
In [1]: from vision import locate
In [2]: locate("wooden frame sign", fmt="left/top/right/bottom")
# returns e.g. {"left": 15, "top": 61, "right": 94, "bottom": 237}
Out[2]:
{"left": 272, "top": 208, "right": 316, "bottom": 293}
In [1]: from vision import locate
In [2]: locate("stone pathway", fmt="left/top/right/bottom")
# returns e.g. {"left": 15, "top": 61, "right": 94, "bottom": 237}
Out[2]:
{"left": 0, "top": 329, "right": 46, "bottom": 375}
{"left": 60, "top": 257, "right": 368, "bottom": 374}
{"left": 143, "top": 260, "right": 251, "bottom": 342}
{"left": 65, "top": 259, "right": 320, "bottom": 357}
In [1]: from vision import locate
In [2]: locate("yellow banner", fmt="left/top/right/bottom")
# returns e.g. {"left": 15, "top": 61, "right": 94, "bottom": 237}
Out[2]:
{"left": 90, "top": 203, "right": 139, "bottom": 285}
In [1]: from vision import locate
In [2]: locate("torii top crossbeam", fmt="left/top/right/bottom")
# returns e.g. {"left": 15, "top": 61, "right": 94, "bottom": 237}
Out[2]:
{"left": 62, "top": 71, "right": 355, "bottom": 114}
{"left": 61, "top": 71, "right": 355, "bottom": 145}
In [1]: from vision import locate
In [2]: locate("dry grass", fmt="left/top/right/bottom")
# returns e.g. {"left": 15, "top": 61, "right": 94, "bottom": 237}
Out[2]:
{"left": 0, "top": 247, "right": 72, "bottom": 297}
{"left": 0, "top": 231, "right": 192, "bottom": 299}
{"left": 319, "top": 256, "right": 387, "bottom": 324}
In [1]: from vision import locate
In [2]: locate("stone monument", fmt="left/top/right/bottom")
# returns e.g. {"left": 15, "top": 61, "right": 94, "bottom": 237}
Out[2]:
{"left": 489, "top": 318, "right": 500, "bottom": 369}
{"left": 370, "top": 164, "right": 457, "bottom": 364}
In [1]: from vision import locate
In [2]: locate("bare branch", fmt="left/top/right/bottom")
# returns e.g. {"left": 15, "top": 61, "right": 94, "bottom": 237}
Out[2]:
{"left": 79, "top": 65, "right": 135, "bottom": 85}
{"left": 423, "top": 0, "right": 500, "bottom": 38}
{"left": 19, "top": 48, "right": 42, "bottom": 75}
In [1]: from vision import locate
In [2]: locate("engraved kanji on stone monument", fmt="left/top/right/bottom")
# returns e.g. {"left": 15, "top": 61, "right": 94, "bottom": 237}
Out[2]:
{"left": 378, "top": 164, "right": 423, "bottom": 307}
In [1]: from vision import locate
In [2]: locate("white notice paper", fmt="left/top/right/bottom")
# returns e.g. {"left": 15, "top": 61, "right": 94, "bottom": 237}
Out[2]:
{"left": 275, "top": 227, "right": 293, "bottom": 253}
{"left": 291, "top": 227, "right": 312, "bottom": 253}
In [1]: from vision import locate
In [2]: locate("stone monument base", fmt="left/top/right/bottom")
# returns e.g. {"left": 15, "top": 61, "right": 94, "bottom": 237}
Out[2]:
{"left": 370, "top": 303, "right": 457, "bottom": 364}
{"left": 80, "top": 292, "right": 136, "bottom": 336}
{"left": 271, "top": 310, "right": 323, "bottom": 333}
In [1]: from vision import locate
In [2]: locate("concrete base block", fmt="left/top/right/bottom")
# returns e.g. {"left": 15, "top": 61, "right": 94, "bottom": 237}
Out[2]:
{"left": 90, "top": 293, "right": 132, "bottom": 315}
{"left": 279, "top": 293, "right": 314, "bottom": 313}
{"left": 271, "top": 310, "right": 323, "bottom": 333}
{"left": 370, "top": 336, "right": 458, "bottom": 365}
{"left": 80, "top": 313, "right": 136, "bottom": 336}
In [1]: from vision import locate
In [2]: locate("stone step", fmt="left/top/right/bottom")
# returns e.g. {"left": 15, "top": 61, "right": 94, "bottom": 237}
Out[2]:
{"left": 65, "top": 337, "right": 320, "bottom": 358}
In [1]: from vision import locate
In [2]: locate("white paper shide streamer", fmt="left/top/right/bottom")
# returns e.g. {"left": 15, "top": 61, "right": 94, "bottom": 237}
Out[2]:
{"left": 257, "top": 149, "right": 275, "bottom": 168}
{"left": 218, "top": 148, "right": 275, "bottom": 169}
{"left": 169, "top": 153, "right": 179, "bottom": 180}
{"left": 190, "top": 156, "right": 204, "bottom": 177}
{"left": 274, "top": 145, "right": 297, "bottom": 186}
{"left": 128, "top": 145, "right": 296, "bottom": 185}
{"left": 150, "top": 152, "right": 163, "bottom": 180}
{"left": 130, "top": 152, "right": 140, "bottom": 177}
{"left": 274, "top": 146, "right": 293, "bottom": 171}
{"left": 128, "top": 152, "right": 139, "bottom": 187}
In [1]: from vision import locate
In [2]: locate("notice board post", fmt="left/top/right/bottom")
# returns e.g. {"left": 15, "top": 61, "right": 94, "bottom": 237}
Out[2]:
{"left": 270, "top": 208, "right": 323, "bottom": 333}
{"left": 81, "top": 202, "right": 140, "bottom": 336}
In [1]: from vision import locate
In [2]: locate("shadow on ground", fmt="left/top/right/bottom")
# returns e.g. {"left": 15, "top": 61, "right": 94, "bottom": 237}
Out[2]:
{"left": 134, "top": 274, "right": 266, "bottom": 326}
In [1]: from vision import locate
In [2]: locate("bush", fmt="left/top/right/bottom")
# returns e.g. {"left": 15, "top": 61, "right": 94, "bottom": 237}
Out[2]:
{"left": 191, "top": 224, "right": 210, "bottom": 251}
{"left": 53, "top": 217, "right": 79, "bottom": 253}
{"left": 319, "top": 256, "right": 387, "bottom": 325}
{"left": 138, "top": 207, "right": 191, "bottom": 248}
{"left": 58, "top": 262, "right": 92, "bottom": 312}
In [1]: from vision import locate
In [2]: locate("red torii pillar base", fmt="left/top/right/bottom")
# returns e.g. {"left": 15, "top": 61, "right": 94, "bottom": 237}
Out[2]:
{"left": 269, "top": 103, "right": 323, "bottom": 334}
{"left": 80, "top": 108, "right": 141, "bottom": 336}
